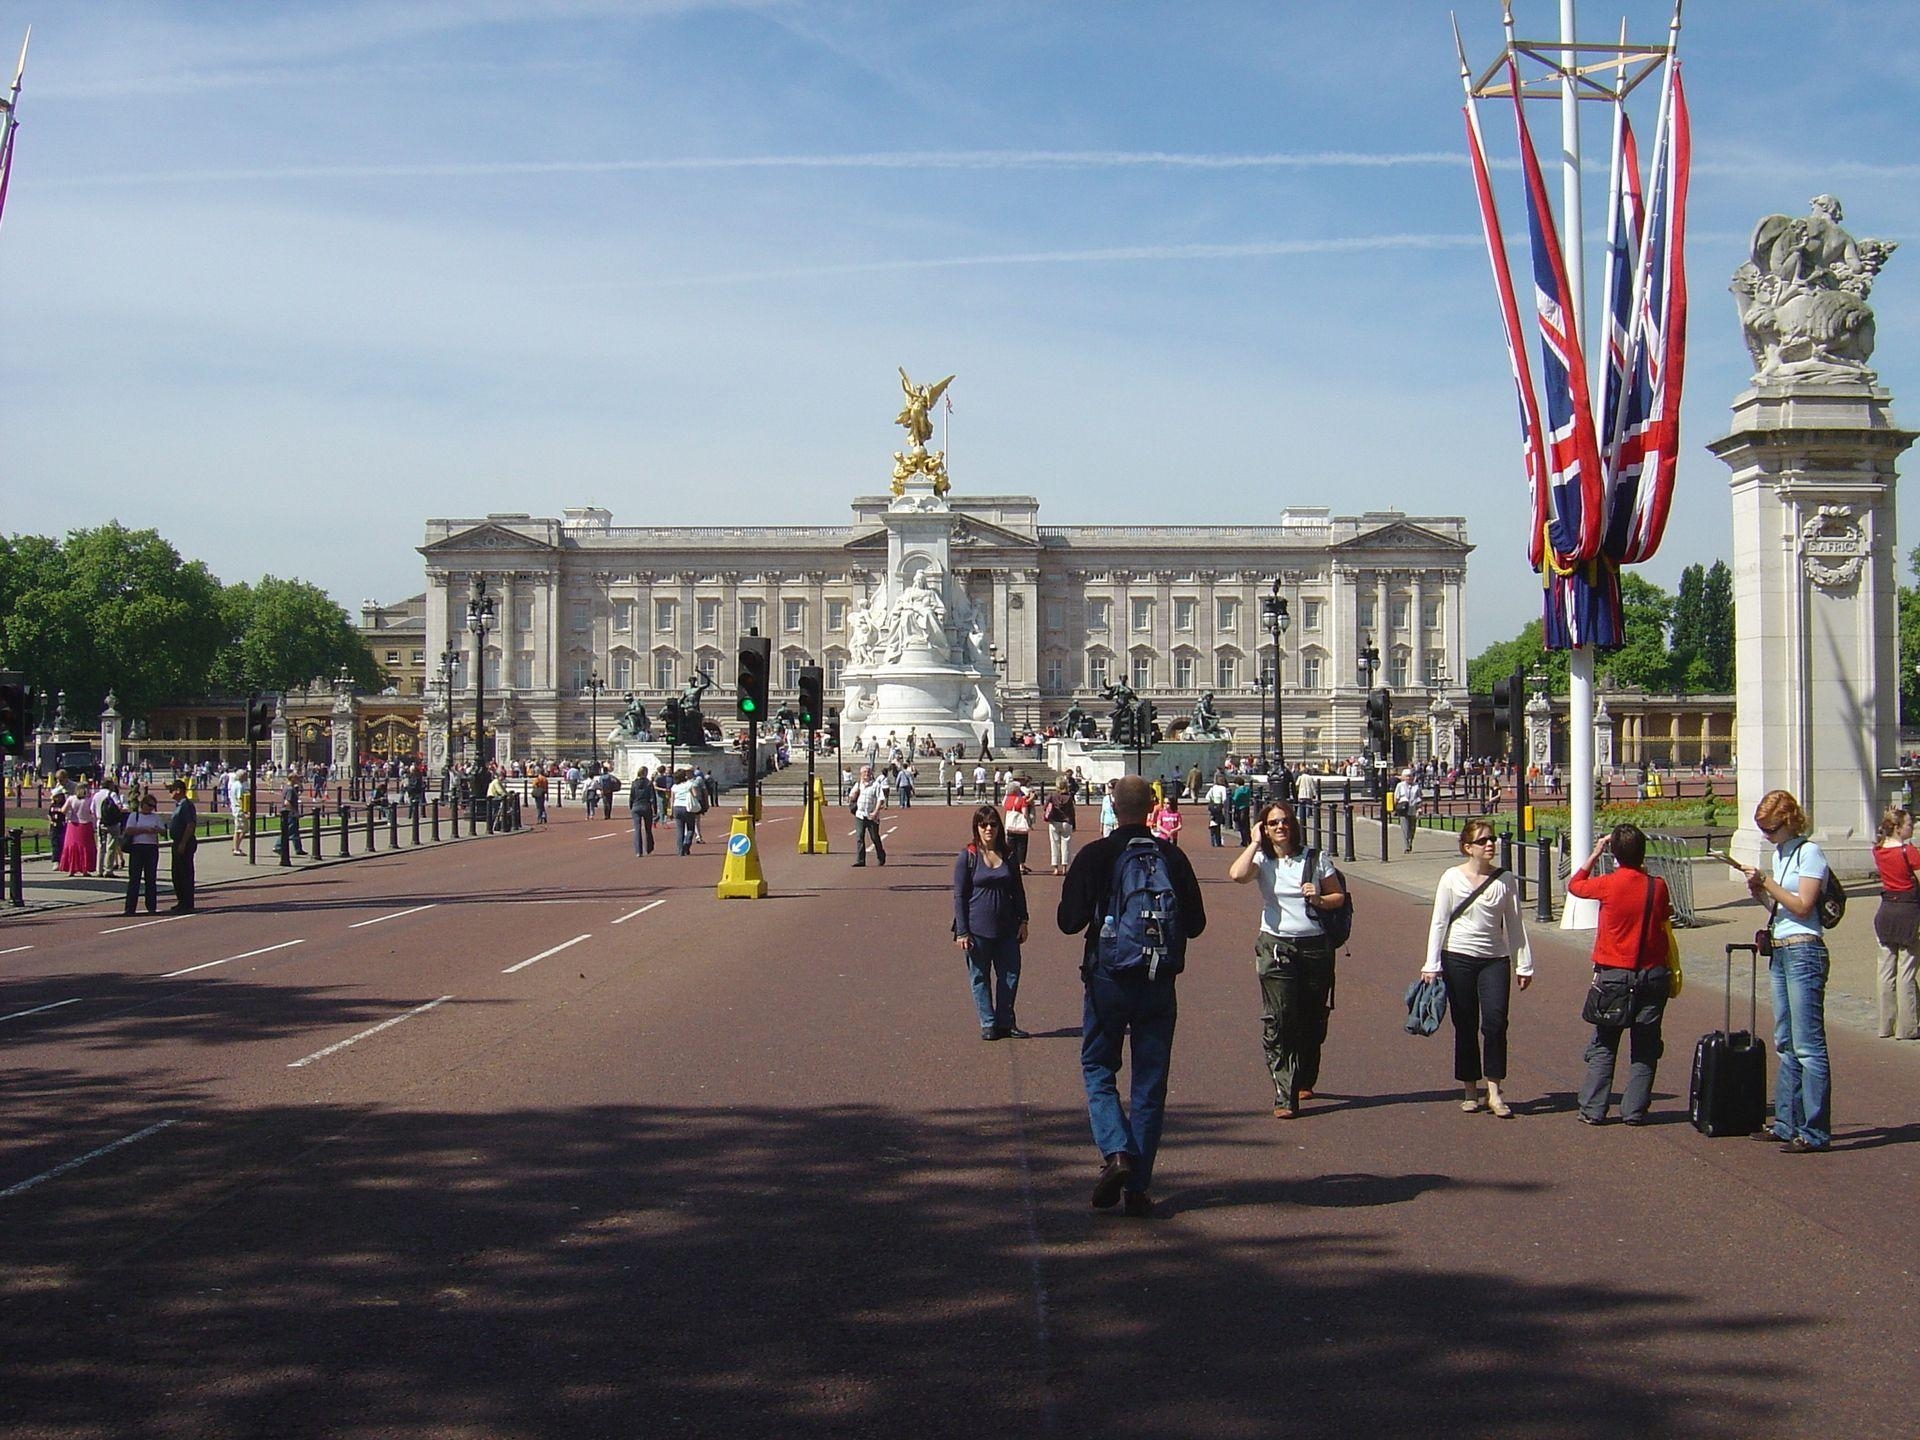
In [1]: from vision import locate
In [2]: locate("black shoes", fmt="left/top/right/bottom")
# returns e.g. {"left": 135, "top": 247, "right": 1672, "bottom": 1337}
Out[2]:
{"left": 981, "top": 1029, "right": 999, "bottom": 1041}
{"left": 1750, "top": 1127, "right": 1788, "bottom": 1143}
{"left": 1002, "top": 1027, "right": 1030, "bottom": 1039}
{"left": 1783, "top": 1137, "right": 1830, "bottom": 1154}
{"left": 1091, "top": 1153, "right": 1132, "bottom": 1209}
{"left": 1122, "top": 1191, "right": 1156, "bottom": 1218}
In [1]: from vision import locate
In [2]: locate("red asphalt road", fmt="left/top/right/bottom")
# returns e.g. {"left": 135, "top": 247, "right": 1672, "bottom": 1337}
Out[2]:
{"left": 1, "top": 801, "right": 1916, "bottom": 1439}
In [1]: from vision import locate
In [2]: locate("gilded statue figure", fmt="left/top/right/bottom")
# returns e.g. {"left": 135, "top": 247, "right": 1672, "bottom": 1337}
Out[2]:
{"left": 895, "top": 367, "right": 954, "bottom": 450}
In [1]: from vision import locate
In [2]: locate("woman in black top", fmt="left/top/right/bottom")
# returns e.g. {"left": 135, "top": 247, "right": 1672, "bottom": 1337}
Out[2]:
{"left": 953, "top": 805, "right": 1030, "bottom": 1040}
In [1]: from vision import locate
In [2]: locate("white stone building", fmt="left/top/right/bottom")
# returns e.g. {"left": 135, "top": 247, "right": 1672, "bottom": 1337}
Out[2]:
{"left": 419, "top": 498, "right": 1470, "bottom": 765}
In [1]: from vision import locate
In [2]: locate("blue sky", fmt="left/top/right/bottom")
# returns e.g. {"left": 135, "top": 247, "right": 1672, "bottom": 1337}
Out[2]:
{"left": 3, "top": 1, "right": 1916, "bottom": 653}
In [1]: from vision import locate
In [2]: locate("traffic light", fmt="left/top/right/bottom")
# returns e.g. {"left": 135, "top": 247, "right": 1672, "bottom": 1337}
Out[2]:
{"left": 826, "top": 709, "right": 842, "bottom": 750}
{"left": 246, "top": 695, "right": 274, "bottom": 743}
{"left": 736, "top": 636, "right": 772, "bottom": 719}
{"left": 796, "top": 665, "right": 824, "bottom": 729}
{"left": 1365, "top": 688, "right": 1391, "bottom": 752}
{"left": 1490, "top": 667, "right": 1525, "bottom": 755}
{"left": 0, "top": 675, "right": 26, "bottom": 757}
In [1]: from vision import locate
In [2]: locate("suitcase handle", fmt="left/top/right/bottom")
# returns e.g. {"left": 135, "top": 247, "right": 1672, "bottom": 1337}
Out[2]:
{"left": 1724, "top": 941, "right": 1760, "bottom": 1034}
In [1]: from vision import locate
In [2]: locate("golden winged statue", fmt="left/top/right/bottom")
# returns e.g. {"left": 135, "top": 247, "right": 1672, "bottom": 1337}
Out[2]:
{"left": 895, "top": 367, "right": 954, "bottom": 450}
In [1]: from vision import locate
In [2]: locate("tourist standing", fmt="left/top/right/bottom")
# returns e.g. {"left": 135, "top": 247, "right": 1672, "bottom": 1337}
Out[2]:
{"left": 1228, "top": 800, "right": 1344, "bottom": 1119}
{"left": 629, "top": 767, "right": 656, "bottom": 856}
{"left": 1566, "top": 824, "right": 1675, "bottom": 1127}
{"left": 166, "top": 779, "right": 198, "bottom": 913}
{"left": 56, "top": 779, "right": 98, "bottom": 877}
{"left": 1870, "top": 806, "right": 1920, "bottom": 1040}
{"left": 1044, "top": 778, "right": 1077, "bottom": 875}
{"left": 120, "top": 792, "right": 166, "bottom": 915}
{"left": 952, "top": 805, "right": 1030, "bottom": 1040}
{"left": 1737, "top": 790, "right": 1834, "bottom": 1151}
{"left": 1421, "top": 820, "right": 1533, "bottom": 1118}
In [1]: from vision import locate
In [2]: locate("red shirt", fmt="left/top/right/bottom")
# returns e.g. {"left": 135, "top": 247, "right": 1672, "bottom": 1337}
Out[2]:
{"left": 1566, "top": 866, "right": 1672, "bottom": 970}
{"left": 1873, "top": 842, "right": 1920, "bottom": 893}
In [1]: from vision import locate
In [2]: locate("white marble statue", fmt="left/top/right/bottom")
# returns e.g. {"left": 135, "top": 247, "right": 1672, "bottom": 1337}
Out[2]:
{"left": 884, "top": 571, "right": 948, "bottom": 663}
{"left": 1732, "top": 195, "right": 1897, "bottom": 379}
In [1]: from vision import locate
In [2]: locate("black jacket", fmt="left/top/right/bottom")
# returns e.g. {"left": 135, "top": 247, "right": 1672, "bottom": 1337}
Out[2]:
{"left": 1057, "top": 823, "right": 1207, "bottom": 969}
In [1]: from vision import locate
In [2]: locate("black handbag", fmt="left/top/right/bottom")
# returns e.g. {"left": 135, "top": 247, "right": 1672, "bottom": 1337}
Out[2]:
{"left": 1580, "top": 969, "right": 1636, "bottom": 1027}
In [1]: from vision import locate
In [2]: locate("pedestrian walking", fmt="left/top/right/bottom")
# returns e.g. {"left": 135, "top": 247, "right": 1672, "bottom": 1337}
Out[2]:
{"left": 953, "top": 805, "right": 1030, "bottom": 1041}
{"left": 1003, "top": 778, "right": 1034, "bottom": 873}
{"left": 1566, "top": 824, "right": 1675, "bottom": 1127}
{"left": 1736, "top": 790, "right": 1834, "bottom": 1151}
{"left": 1393, "top": 768, "right": 1423, "bottom": 853}
{"left": 1870, "top": 805, "right": 1920, "bottom": 1040}
{"left": 1043, "top": 778, "right": 1076, "bottom": 875}
{"left": 584, "top": 770, "right": 600, "bottom": 818}
{"left": 275, "top": 777, "right": 306, "bottom": 857}
{"left": 1150, "top": 795, "right": 1183, "bottom": 847}
{"left": 96, "top": 778, "right": 128, "bottom": 876}
{"left": 229, "top": 767, "right": 249, "bottom": 854}
{"left": 1229, "top": 800, "right": 1344, "bottom": 1119}
{"left": 120, "top": 792, "right": 166, "bottom": 915}
{"left": 1099, "top": 783, "right": 1116, "bottom": 838}
{"left": 851, "top": 764, "right": 887, "bottom": 867}
{"left": 629, "top": 767, "right": 657, "bottom": 856}
{"left": 1058, "top": 775, "right": 1207, "bottom": 1217}
{"left": 532, "top": 773, "right": 549, "bottom": 824}
{"left": 1421, "top": 820, "right": 1532, "bottom": 1118}
{"left": 166, "top": 779, "right": 198, "bottom": 913}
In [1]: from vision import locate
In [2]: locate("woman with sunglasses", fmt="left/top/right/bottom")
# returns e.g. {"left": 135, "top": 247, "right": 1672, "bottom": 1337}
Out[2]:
{"left": 953, "top": 804, "right": 1030, "bottom": 1040}
{"left": 1736, "top": 790, "right": 1833, "bottom": 1151}
{"left": 1229, "top": 800, "right": 1345, "bottom": 1118}
{"left": 1421, "top": 820, "right": 1532, "bottom": 1117}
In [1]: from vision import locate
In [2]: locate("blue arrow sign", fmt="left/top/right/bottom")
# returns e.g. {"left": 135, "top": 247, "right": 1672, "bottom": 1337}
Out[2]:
{"left": 728, "top": 833, "right": 752, "bottom": 856}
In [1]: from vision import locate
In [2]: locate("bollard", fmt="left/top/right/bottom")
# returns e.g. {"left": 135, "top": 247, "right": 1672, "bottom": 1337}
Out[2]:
{"left": 7, "top": 828, "right": 23, "bottom": 907}
{"left": 1342, "top": 803, "right": 1356, "bottom": 865}
{"left": 280, "top": 821, "right": 292, "bottom": 867}
{"left": 432, "top": 800, "right": 441, "bottom": 841}
{"left": 1515, "top": 832, "right": 1530, "bottom": 901}
{"left": 310, "top": 806, "right": 322, "bottom": 860}
{"left": 339, "top": 806, "right": 352, "bottom": 858}
{"left": 1535, "top": 834, "right": 1553, "bottom": 921}
{"left": 451, "top": 799, "right": 461, "bottom": 838}
{"left": 390, "top": 803, "right": 400, "bottom": 849}
{"left": 1379, "top": 797, "right": 1389, "bottom": 864}
{"left": 412, "top": 806, "right": 421, "bottom": 846}
{"left": 1499, "top": 832, "right": 1514, "bottom": 877}
{"left": 366, "top": 804, "right": 377, "bottom": 851}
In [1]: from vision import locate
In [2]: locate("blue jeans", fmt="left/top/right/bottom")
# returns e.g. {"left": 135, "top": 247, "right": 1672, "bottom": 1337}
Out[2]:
{"left": 1081, "top": 971, "right": 1178, "bottom": 1193}
{"left": 1770, "top": 940, "right": 1832, "bottom": 1147}
{"left": 674, "top": 808, "right": 695, "bottom": 855}
{"left": 964, "top": 934, "right": 1021, "bottom": 1034}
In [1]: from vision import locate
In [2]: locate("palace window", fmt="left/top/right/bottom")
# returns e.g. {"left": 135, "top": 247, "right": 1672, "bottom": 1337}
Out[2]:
{"left": 513, "top": 653, "right": 533, "bottom": 689}
{"left": 1389, "top": 651, "right": 1411, "bottom": 690}
{"left": 655, "top": 600, "right": 676, "bottom": 634}
{"left": 1217, "top": 599, "right": 1237, "bottom": 633}
{"left": 410, "top": 649, "right": 425, "bottom": 665}
{"left": 1132, "top": 654, "right": 1152, "bottom": 689}
{"left": 1216, "top": 654, "right": 1238, "bottom": 690}
{"left": 1301, "top": 653, "right": 1323, "bottom": 689}
{"left": 1391, "top": 599, "right": 1410, "bottom": 633}
{"left": 783, "top": 599, "right": 805, "bottom": 633}
{"left": 1425, "top": 652, "right": 1447, "bottom": 687}
{"left": 569, "top": 601, "right": 589, "bottom": 633}
{"left": 1086, "top": 598, "right": 1111, "bottom": 632}
{"left": 784, "top": 654, "right": 804, "bottom": 688}
{"left": 827, "top": 599, "right": 847, "bottom": 632}
{"left": 1044, "top": 659, "right": 1064, "bottom": 693}
{"left": 1088, "top": 652, "right": 1111, "bottom": 689}
{"left": 1131, "top": 598, "right": 1153, "bottom": 633}
{"left": 655, "top": 655, "right": 676, "bottom": 690}
{"left": 1423, "top": 598, "right": 1443, "bottom": 630}
{"left": 569, "top": 658, "right": 590, "bottom": 692}
{"left": 1175, "top": 653, "right": 1195, "bottom": 690}
{"left": 1174, "top": 599, "right": 1197, "bottom": 633}
{"left": 1357, "top": 598, "right": 1376, "bottom": 631}
{"left": 612, "top": 655, "right": 633, "bottom": 689}
{"left": 1302, "top": 598, "right": 1323, "bottom": 631}
{"left": 698, "top": 599, "right": 720, "bottom": 633}
{"left": 614, "top": 601, "right": 634, "bottom": 633}
{"left": 827, "top": 655, "right": 845, "bottom": 689}
{"left": 1045, "top": 601, "right": 1064, "bottom": 632}
{"left": 385, "top": 650, "right": 400, "bottom": 666}
{"left": 741, "top": 600, "right": 765, "bottom": 635}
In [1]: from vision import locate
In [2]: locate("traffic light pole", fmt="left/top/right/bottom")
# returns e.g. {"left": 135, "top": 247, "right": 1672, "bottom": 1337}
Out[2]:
{"left": 801, "top": 726, "right": 817, "bottom": 850}
{"left": 246, "top": 693, "right": 258, "bottom": 868}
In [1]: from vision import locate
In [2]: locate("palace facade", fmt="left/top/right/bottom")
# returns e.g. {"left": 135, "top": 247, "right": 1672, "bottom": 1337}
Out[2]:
{"left": 418, "top": 498, "right": 1473, "bottom": 767}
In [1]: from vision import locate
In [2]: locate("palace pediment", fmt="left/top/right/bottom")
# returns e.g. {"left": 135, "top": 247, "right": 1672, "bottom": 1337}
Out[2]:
{"left": 1331, "top": 520, "right": 1473, "bottom": 554}
{"left": 420, "top": 521, "right": 559, "bottom": 556}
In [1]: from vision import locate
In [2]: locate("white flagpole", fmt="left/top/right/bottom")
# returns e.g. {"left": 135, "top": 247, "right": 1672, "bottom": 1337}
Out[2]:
{"left": 1560, "top": 0, "right": 1599, "bottom": 928}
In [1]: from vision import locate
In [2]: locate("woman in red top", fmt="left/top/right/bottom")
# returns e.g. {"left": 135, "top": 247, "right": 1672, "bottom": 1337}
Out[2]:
{"left": 1565, "top": 823, "right": 1674, "bottom": 1126}
{"left": 1870, "top": 806, "right": 1920, "bottom": 1039}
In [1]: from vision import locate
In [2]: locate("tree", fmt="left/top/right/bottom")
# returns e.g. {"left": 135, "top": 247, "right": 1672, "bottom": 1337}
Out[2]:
{"left": 1468, "top": 619, "right": 1563, "bottom": 695}
{"left": 1669, "top": 563, "right": 1706, "bottom": 686}
{"left": 1900, "top": 546, "right": 1920, "bottom": 725}
{"left": 1596, "top": 572, "right": 1676, "bottom": 691}
{"left": 1697, "top": 560, "right": 1734, "bottom": 691}
{"left": 0, "top": 523, "right": 227, "bottom": 719}
{"left": 211, "top": 577, "right": 385, "bottom": 696}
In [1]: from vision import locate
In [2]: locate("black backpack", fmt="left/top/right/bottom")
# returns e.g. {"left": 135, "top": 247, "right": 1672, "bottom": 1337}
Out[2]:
{"left": 1302, "top": 847, "right": 1354, "bottom": 950}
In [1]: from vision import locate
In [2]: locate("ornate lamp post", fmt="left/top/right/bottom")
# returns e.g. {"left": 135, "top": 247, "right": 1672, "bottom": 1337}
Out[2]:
{"left": 465, "top": 577, "right": 496, "bottom": 781}
{"left": 585, "top": 668, "right": 607, "bottom": 771}
{"left": 1251, "top": 674, "right": 1270, "bottom": 771}
{"left": 988, "top": 643, "right": 1008, "bottom": 748}
{"left": 1357, "top": 635, "right": 1381, "bottom": 789}
{"left": 1262, "top": 584, "right": 1290, "bottom": 773}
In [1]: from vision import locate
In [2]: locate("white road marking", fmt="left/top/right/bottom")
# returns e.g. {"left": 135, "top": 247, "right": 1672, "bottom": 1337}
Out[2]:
{"left": 162, "top": 939, "right": 305, "bottom": 978}
{"left": 504, "top": 934, "right": 592, "bottom": 974}
{"left": 287, "top": 995, "right": 453, "bottom": 1069}
{"left": 758, "top": 814, "right": 793, "bottom": 825}
{"left": 588, "top": 832, "right": 623, "bottom": 841}
{"left": 1, "top": 1119, "right": 180, "bottom": 1199}
{"left": 100, "top": 915, "right": 184, "bottom": 935}
{"left": 348, "top": 903, "right": 439, "bottom": 930}
{"left": 0, "top": 944, "right": 34, "bottom": 956}
{"left": 0, "top": 997, "right": 81, "bottom": 1024}
{"left": 611, "top": 899, "right": 667, "bottom": 926}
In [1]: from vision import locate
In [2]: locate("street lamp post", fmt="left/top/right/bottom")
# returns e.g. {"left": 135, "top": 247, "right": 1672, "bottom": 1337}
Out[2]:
{"left": 585, "top": 669, "right": 606, "bottom": 772}
{"left": 1357, "top": 635, "right": 1381, "bottom": 791}
{"left": 989, "top": 643, "right": 1008, "bottom": 752}
{"left": 1252, "top": 675, "right": 1270, "bottom": 772}
{"left": 1262, "top": 584, "right": 1291, "bottom": 774}
{"left": 438, "top": 647, "right": 458, "bottom": 795}
{"left": 466, "top": 577, "right": 496, "bottom": 808}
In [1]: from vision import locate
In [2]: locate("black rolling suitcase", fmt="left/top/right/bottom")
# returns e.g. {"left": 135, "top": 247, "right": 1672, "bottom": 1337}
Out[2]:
{"left": 1689, "top": 942, "right": 1769, "bottom": 1137}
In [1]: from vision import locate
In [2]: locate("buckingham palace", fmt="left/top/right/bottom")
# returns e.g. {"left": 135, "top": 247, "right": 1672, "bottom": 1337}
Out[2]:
{"left": 417, "top": 496, "right": 1471, "bottom": 767}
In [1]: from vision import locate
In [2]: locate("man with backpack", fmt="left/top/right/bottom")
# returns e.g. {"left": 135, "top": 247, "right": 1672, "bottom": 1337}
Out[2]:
{"left": 1057, "top": 775, "right": 1207, "bottom": 1218}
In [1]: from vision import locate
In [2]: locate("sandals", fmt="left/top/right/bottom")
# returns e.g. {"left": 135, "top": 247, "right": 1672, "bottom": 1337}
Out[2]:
{"left": 1460, "top": 1098, "right": 1483, "bottom": 1113}
{"left": 1488, "top": 1100, "right": 1514, "bottom": 1119}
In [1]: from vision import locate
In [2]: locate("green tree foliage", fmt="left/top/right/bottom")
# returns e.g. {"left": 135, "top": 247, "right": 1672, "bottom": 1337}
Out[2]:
{"left": 1900, "top": 546, "right": 1920, "bottom": 725}
{"left": 1468, "top": 565, "right": 1734, "bottom": 698}
{"left": 0, "top": 526, "right": 380, "bottom": 720}
{"left": 211, "top": 577, "right": 384, "bottom": 696}
{"left": 0, "top": 524, "right": 227, "bottom": 718}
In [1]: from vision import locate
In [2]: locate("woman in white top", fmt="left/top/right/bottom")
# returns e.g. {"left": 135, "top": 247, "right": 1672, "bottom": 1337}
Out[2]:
{"left": 1229, "top": 799, "right": 1347, "bottom": 1119}
{"left": 1420, "top": 819, "right": 1533, "bottom": 1118}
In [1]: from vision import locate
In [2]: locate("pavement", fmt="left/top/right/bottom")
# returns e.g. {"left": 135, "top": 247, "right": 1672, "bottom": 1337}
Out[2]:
{"left": 2, "top": 799, "right": 1916, "bottom": 1438}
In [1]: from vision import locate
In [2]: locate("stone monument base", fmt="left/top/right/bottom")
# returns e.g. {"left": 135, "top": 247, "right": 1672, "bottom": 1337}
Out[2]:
{"left": 609, "top": 738, "right": 772, "bottom": 792}
{"left": 1050, "top": 736, "right": 1231, "bottom": 787}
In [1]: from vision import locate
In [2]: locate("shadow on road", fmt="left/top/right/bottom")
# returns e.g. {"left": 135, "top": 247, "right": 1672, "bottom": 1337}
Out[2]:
{"left": 1, "top": 1097, "right": 1802, "bottom": 1439}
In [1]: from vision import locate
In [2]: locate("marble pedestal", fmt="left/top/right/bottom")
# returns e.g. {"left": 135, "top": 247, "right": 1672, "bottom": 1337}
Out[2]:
{"left": 1051, "top": 736, "right": 1231, "bottom": 787}
{"left": 1709, "top": 379, "right": 1916, "bottom": 877}
{"left": 609, "top": 738, "right": 769, "bottom": 791}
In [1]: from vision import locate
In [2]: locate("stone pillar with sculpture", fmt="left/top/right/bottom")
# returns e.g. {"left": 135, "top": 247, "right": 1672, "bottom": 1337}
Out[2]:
{"left": 1427, "top": 689, "right": 1458, "bottom": 771}
{"left": 1710, "top": 196, "right": 1913, "bottom": 874}
{"left": 330, "top": 672, "right": 359, "bottom": 780}
{"left": 1525, "top": 683, "right": 1553, "bottom": 778}
{"left": 99, "top": 693, "right": 123, "bottom": 773}
{"left": 1594, "top": 695, "right": 1615, "bottom": 773}
{"left": 269, "top": 699, "right": 290, "bottom": 772}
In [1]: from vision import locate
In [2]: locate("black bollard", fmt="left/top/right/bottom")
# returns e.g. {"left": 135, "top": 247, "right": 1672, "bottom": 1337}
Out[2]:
{"left": 366, "top": 804, "right": 377, "bottom": 852}
{"left": 1379, "top": 796, "right": 1389, "bottom": 864}
{"left": 310, "top": 806, "right": 321, "bottom": 860}
{"left": 7, "top": 829, "right": 23, "bottom": 907}
{"left": 451, "top": 799, "right": 461, "bottom": 838}
{"left": 1499, "top": 832, "right": 1514, "bottom": 877}
{"left": 390, "top": 803, "right": 399, "bottom": 849}
{"left": 412, "top": 806, "right": 421, "bottom": 846}
{"left": 339, "top": 806, "right": 351, "bottom": 858}
{"left": 1535, "top": 834, "right": 1553, "bottom": 922}
{"left": 1342, "top": 803, "right": 1356, "bottom": 865}
{"left": 432, "top": 800, "right": 441, "bottom": 841}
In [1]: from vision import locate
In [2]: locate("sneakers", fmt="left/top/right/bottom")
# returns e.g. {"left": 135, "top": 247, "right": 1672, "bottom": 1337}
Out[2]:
{"left": 1091, "top": 1153, "right": 1132, "bottom": 1209}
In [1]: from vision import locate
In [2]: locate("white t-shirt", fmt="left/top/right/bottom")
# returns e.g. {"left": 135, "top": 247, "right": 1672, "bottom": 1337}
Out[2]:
{"left": 854, "top": 780, "right": 887, "bottom": 820}
{"left": 1252, "top": 848, "right": 1335, "bottom": 937}
{"left": 1424, "top": 865, "right": 1534, "bottom": 975}
{"left": 670, "top": 779, "right": 698, "bottom": 813}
